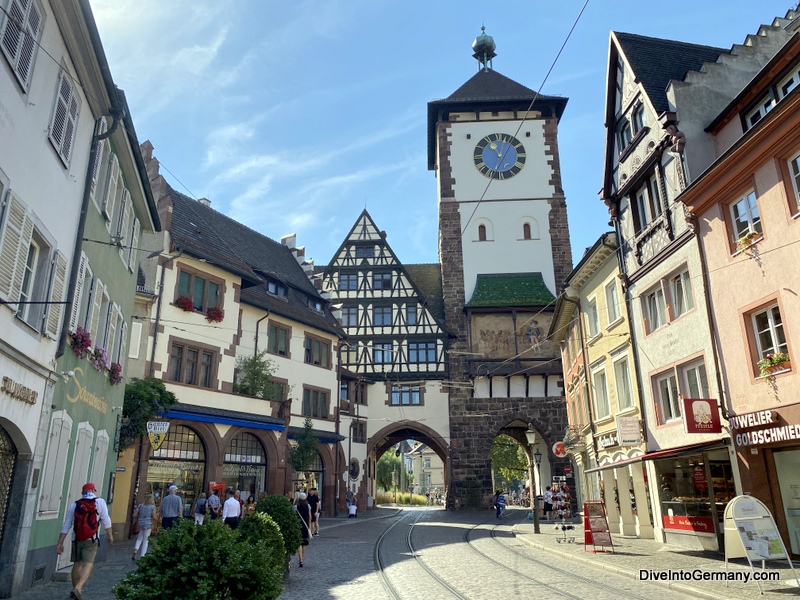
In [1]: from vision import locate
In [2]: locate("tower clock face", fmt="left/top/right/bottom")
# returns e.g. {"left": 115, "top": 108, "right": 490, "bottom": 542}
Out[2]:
{"left": 473, "top": 133, "right": 526, "bottom": 179}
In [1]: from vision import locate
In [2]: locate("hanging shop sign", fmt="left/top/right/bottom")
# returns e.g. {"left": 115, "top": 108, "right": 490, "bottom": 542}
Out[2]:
{"left": 728, "top": 409, "right": 800, "bottom": 447}
{"left": 598, "top": 433, "right": 618, "bottom": 449}
{"left": 682, "top": 398, "right": 722, "bottom": 434}
{"left": 616, "top": 416, "right": 642, "bottom": 446}
{"left": 552, "top": 441, "right": 568, "bottom": 458}
{"left": 147, "top": 421, "right": 170, "bottom": 451}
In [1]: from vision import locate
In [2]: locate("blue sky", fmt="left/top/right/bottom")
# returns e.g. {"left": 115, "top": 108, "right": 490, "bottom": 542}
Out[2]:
{"left": 91, "top": 0, "right": 793, "bottom": 268}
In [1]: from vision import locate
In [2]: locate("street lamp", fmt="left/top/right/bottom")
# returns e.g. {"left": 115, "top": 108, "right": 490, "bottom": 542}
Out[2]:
{"left": 525, "top": 425, "right": 541, "bottom": 534}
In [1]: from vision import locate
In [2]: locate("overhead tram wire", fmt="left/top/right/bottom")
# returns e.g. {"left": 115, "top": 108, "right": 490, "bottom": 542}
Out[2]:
{"left": 460, "top": 0, "right": 591, "bottom": 237}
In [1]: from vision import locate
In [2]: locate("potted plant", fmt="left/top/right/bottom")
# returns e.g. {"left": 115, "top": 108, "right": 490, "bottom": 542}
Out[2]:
{"left": 109, "top": 362, "right": 123, "bottom": 385}
{"left": 206, "top": 306, "right": 224, "bottom": 323}
{"left": 174, "top": 296, "right": 194, "bottom": 311}
{"left": 736, "top": 231, "right": 761, "bottom": 251}
{"left": 68, "top": 326, "right": 93, "bottom": 359}
{"left": 757, "top": 352, "right": 790, "bottom": 377}
{"left": 90, "top": 346, "right": 111, "bottom": 372}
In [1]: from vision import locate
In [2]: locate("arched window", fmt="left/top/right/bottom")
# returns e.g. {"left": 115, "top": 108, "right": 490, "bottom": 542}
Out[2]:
{"left": 523, "top": 223, "right": 531, "bottom": 240}
{"left": 478, "top": 224, "right": 487, "bottom": 241}
{"left": 224, "top": 432, "right": 267, "bottom": 496}
{"left": 153, "top": 425, "right": 205, "bottom": 460}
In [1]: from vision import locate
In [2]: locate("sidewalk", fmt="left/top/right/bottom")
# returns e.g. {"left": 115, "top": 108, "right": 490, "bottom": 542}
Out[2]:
{"left": 513, "top": 513, "right": 800, "bottom": 599}
{"left": 13, "top": 508, "right": 400, "bottom": 599}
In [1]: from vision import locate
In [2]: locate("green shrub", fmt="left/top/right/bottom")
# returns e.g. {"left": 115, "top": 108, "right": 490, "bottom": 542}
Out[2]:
{"left": 238, "top": 512, "right": 285, "bottom": 568}
{"left": 114, "top": 519, "right": 281, "bottom": 600}
{"left": 255, "top": 494, "right": 301, "bottom": 559}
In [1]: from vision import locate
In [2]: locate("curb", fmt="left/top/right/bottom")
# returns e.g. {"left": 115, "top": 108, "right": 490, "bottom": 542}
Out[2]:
{"left": 511, "top": 523, "right": 745, "bottom": 600}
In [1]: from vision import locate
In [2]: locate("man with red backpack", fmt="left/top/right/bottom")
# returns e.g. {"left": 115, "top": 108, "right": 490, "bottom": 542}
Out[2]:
{"left": 56, "top": 483, "right": 113, "bottom": 600}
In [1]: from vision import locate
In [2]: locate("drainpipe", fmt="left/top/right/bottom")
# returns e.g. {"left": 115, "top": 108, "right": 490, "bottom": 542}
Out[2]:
{"left": 254, "top": 310, "right": 270, "bottom": 357}
{"left": 691, "top": 218, "right": 729, "bottom": 421}
{"left": 148, "top": 248, "right": 184, "bottom": 378}
{"left": 56, "top": 110, "right": 123, "bottom": 358}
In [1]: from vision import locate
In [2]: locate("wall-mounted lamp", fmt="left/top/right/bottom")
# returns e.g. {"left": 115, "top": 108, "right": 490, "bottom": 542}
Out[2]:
{"left": 58, "top": 370, "right": 74, "bottom": 381}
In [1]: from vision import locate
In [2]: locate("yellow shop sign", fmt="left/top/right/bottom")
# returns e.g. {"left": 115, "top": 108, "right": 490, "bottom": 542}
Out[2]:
{"left": 65, "top": 367, "right": 108, "bottom": 414}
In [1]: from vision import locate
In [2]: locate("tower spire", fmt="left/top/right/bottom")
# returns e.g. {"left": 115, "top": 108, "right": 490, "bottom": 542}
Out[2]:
{"left": 472, "top": 25, "right": 496, "bottom": 72}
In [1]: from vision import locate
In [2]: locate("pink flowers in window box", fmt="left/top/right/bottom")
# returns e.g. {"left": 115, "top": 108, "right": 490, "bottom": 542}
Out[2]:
{"left": 68, "top": 327, "right": 93, "bottom": 359}
{"left": 175, "top": 296, "right": 194, "bottom": 311}
{"left": 109, "top": 362, "right": 123, "bottom": 385}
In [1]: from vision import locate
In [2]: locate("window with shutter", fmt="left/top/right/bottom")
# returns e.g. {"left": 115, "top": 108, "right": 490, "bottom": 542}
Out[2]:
{"left": 0, "top": 191, "right": 32, "bottom": 308}
{"left": 102, "top": 155, "right": 120, "bottom": 224}
{"left": 49, "top": 70, "right": 80, "bottom": 165}
{"left": 44, "top": 250, "right": 67, "bottom": 338}
{"left": 89, "top": 280, "right": 104, "bottom": 341}
{"left": 103, "top": 302, "right": 117, "bottom": 353}
{"left": 88, "top": 431, "right": 110, "bottom": 498}
{"left": 116, "top": 320, "right": 128, "bottom": 366}
{"left": 128, "top": 218, "right": 140, "bottom": 271}
{"left": 128, "top": 321, "right": 142, "bottom": 359}
{"left": 38, "top": 411, "right": 72, "bottom": 514}
{"left": 68, "top": 253, "right": 88, "bottom": 332}
{"left": 0, "top": 0, "right": 44, "bottom": 90}
{"left": 65, "top": 423, "right": 94, "bottom": 510}
{"left": 118, "top": 193, "right": 132, "bottom": 261}
{"left": 89, "top": 119, "right": 109, "bottom": 204}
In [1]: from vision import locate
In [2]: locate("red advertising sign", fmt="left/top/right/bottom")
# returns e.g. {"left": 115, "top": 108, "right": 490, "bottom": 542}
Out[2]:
{"left": 564, "top": 465, "right": 572, "bottom": 477}
{"left": 682, "top": 398, "right": 722, "bottom": 434}
{"left": 693, "top": 466, "right": 708, "bottom": 494}
{"left": 662, "top": 514, "right": 715, "bottom": 533}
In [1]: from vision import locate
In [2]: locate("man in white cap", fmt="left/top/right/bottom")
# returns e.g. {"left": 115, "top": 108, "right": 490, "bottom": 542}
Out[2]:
{"left": 56, "top": 483, "right": 113, "bottom": 600}
{"left": 160, "top": 485, "right": 183, "bottom": 529}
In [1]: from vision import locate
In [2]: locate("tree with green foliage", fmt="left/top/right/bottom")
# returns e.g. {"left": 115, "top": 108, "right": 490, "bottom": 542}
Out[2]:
{"left": 114, "top": 518, "right": 282, "bottom": 600}
{"left": 288, "top": 417, "right": 319, "bottom": 474}
{"left": 255, "top": 494, "right": 302, "bottom": 561}
{"left": 490, "top": 435, "right": 529, "bottom": 484}
{"left": 119, "top": 378, "right": 179, "bottom": 451}
{"left": 377, "top": 451, "right": 411, "bottom": 492}
{"left": 233, "top": 351, "right": 278, "bottom": 399}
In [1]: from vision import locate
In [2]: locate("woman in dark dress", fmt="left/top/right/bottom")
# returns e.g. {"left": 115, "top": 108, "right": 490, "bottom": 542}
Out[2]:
{"left": 295, "top": 493, "right": 311, "bottom": 567}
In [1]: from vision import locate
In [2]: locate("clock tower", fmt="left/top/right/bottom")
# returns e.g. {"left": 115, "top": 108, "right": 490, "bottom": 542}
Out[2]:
{"left": 430, "top": 28, "right": 573, "bottom": 509}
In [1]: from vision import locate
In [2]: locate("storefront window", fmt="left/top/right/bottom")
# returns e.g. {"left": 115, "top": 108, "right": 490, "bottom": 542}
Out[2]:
{"left": 655, "top": 454, "right": 714, "bottom": 534}
{"left": 774, "top": 449, "right": 800, "bottom": 554}
{"left": 148, "top": 425, "right": 205, "bottom": 517}
{"left": 223, "top": 432, "right": 267, "bottom": 497}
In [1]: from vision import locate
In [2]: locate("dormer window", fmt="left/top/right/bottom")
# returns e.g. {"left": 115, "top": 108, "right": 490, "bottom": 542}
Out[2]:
{"left": 616, "top": 117, "right": 632, "bottom": 153}
{"left": 308, "top": 297, "right": 323, "bottom": 311}
{"left": 267, "top": 280, "right": 286, "bottom": 297}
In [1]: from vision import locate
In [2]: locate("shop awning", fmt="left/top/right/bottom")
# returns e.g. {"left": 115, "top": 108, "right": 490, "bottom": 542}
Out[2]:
{"left": 584, "top": 454, "right": 644, "bottom": 473}
{"left": 167, "top": 404, "right": 285, "bottom": 432}
{"left": 584, "top": 439, "right": 729, "bottom": 473}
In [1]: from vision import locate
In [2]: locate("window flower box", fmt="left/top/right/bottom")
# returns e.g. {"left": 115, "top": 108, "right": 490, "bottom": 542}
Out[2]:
{"left": 175, "top": 296, "right": 194, "bottom": 312}
{"left": 90, "top": 346, "right": 111, "bottom": 372}
{"left": 757, "top": 353, "right": 790, "bottom": 378}
{"left": 68, "top": 327, "right": 93, "bottom": 360}
{"left": 206, "top": 307, "right": 224, "bottom": 323}
{"left": 109, "top": 362, "right": 123, "bottom": 385}
{"left": 736, "top": 231, "right": 761, "bottom": 251}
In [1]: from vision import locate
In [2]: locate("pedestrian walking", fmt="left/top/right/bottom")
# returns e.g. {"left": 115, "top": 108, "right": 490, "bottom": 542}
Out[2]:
{"left": 495, "top": 490, "right": 506, "bottom": 519}
{"left": 193, "top": 492, "right": 208, "bottom": 524}
{"left": 348, "top": 495, "right": 358, "bottom": 518}
{"left": 308, "top": 487, "right": 321, "bottom": 536}
{"left": 55, "top": 483, "right": 113, "bottom": 600}
{"left": 294, "top": 492, "right": 312, "bottom": 567}
{"left": 222, "top": 488, "right": 241, "bottom": 529}
{"left": 207, "top": 488, "right": 221, "bottom": 519}
{"left": 132, "top": 493, "right": 157, "bottom": 560}
{"left": 244, "top": 495, "right": 257, "bottom": 517}
{"left": 160, "top": 485, "right": 183, "bottom": 529}
{"left": 346, "top": 488, "right": 354, "bottom": 508}
{"left": 543, "top": 486, "right": 553, "bottom": 521}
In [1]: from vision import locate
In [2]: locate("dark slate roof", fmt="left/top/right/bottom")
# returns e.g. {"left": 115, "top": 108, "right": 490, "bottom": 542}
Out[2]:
{"left": 404, "top": 263, "right": 445, "bottom": 325}
{"left": 168, "top": 187, "right": 342, "bottom": 336}
{"left": 427, "top": 69, "right": 568, "bottom": 169}
{"left": 466, "top": 273, "right": 556, "bottom": 308}
{"left": 614, "top": 32, "right": 729, "bottom": 114}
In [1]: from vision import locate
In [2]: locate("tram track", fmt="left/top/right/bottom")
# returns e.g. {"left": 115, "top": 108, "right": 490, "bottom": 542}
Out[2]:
{"left": 376, "top": 509, "right": 471, "bottom": 600}
{"left": 464, "top": 511, "right": 655, "bottom": 600}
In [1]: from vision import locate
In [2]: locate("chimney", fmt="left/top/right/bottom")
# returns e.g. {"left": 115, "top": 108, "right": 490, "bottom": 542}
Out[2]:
{"left": 281, "top": 233, "right": 297, "bottom": 249}
{"left": 198, "top": 198, "right": 211, "bottom": 208}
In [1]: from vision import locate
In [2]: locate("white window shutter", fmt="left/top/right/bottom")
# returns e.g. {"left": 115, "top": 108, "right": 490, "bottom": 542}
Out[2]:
{"left": 118, "top": 192, "right": 131, "bottom": 260}
{"left": 117, "top": 320, "right": 128, "bottom": 366}
{"left": 89, "top": 280, "right": 104, "bottom": 341}
{"left": 39, "top": 412, "right": 72, "bottom": 514}
{"left": 128, "top": 218, "right": 140, "bottom": 271}
{"left": 102, "top": 155, "right": 119, "bottom": 222}
{"left": 128, "top": 321, "right": 142, "bottom": 359}
{"left": 89, "top": 119, "right": 108, "bottom": 198}
{"left": 0, "top": 191, "right": 33, "bottom": 307}
{"left": 44, "top": 250, "right": 67, "bottom": 338}
{"left": 49, "top": 73, "right": 70, "bottom": 155}
{"left": 68, "top": 252, "right": 87, "bottom": 332}
{"left": 89, "top": 431, "right": 110, "bottom": 498}
{"left": 1, "top": 0, "right": 42, "bottom": 88}
{"left": 67, "top": 424, "right": 94, "bottom": 507}
{"left": 103, "top": 301, "right": 117, "bottom": 352}
{"left": 0, "top": 1, "right": 26, "bottom": 72}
